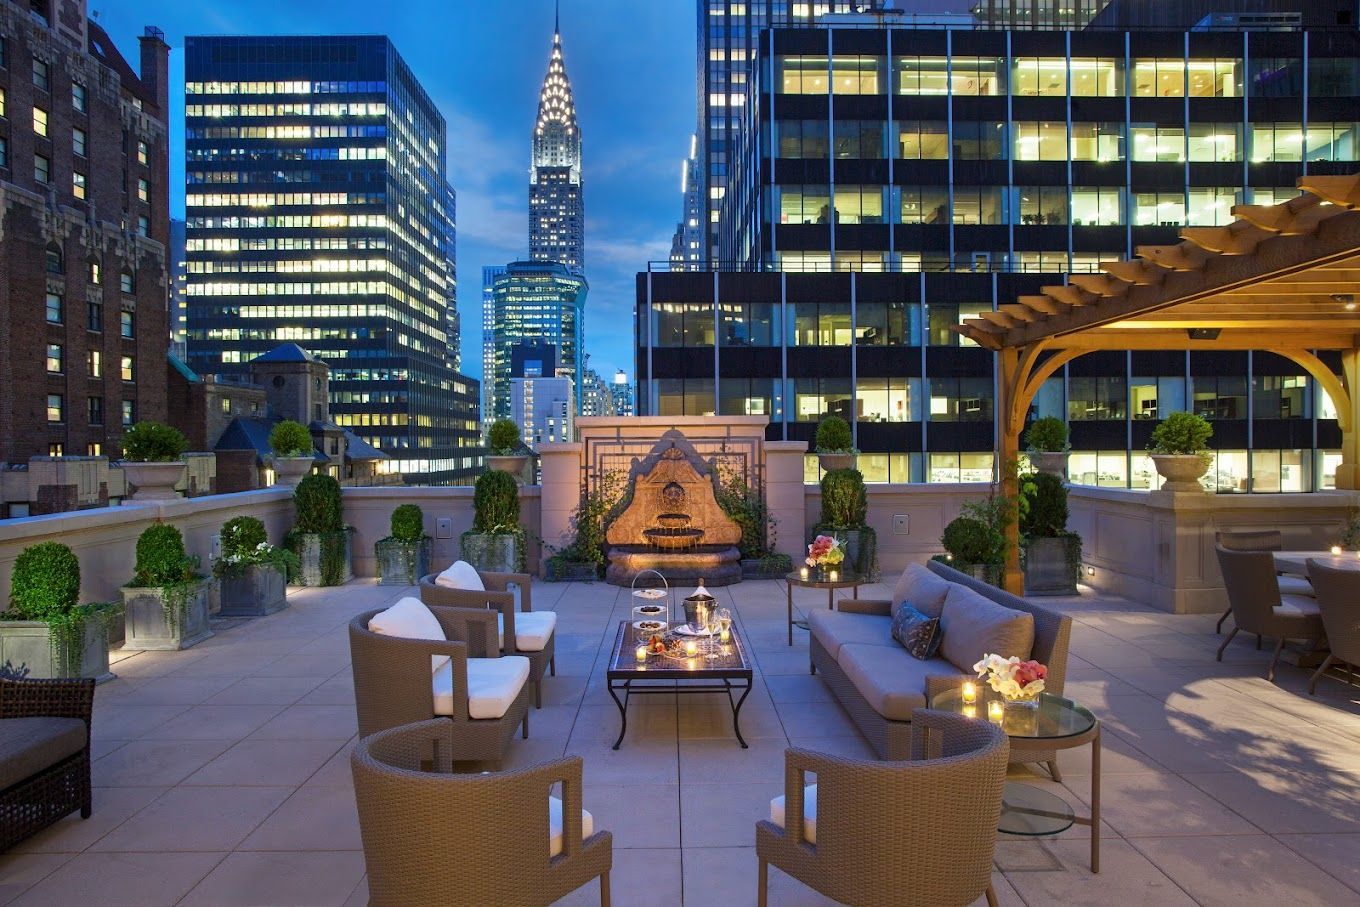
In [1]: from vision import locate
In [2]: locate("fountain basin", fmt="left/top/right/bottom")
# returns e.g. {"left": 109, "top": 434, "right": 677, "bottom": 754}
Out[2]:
{"left": 655, "top": 513, "right": 692, "bottom": 529}
{"left": 605, "top": 544, "right": 742, "bottom": 587}
{"left": 642, "top": 527, "right": 705, "bottom": 550}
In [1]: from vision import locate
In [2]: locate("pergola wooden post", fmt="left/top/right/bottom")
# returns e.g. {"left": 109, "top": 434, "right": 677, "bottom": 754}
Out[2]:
{"left": 961, "top": 175, "right": 1360, "bottom": 596}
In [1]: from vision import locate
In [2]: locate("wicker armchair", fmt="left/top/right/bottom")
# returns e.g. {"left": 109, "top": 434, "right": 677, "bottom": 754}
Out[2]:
{"left": 1305, "top": 559, "right": 1360, "bottom": 694}
{"left": 1214, "top": 544, "right": 1324, "bottom": 682}
{"left": 419, "top": 570, "right": 556, "bottom": 708}
{"left": 352, "top": 719, "right": 612, "bottom": 907}
{"left": 1213, "top": 530, "right": 1313, "bottom": 634}
{"left": 349, "top": 605, "right": 531, "bottom": 769}
{"left": 0, "top": 676, "right": 95, "bottom": 852}
{"left": 756, "top": 709, "right": 1009, "bottom": 907}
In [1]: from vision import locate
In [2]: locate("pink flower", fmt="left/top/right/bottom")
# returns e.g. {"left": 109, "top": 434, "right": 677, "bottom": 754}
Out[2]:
{"left": 1013, "top": 660, "right": 1047, "bottom": 686}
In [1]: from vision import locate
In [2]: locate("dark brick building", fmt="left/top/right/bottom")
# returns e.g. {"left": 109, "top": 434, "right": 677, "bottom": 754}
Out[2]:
{"left": 0, "top": 1, "right": 170, "bottom": 462}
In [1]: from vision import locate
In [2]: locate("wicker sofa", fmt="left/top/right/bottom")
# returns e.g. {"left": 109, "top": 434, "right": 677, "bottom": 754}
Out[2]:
{"left": 810, "top": 560, "right": 1071, "bottom": 764}
{"left": 0, "top": 676, "right": 95, "bottom": 852}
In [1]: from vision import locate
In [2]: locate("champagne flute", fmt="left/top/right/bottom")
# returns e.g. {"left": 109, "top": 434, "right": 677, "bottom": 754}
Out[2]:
{"left": 705, "top": 606, "right": 721, "bottom": 659}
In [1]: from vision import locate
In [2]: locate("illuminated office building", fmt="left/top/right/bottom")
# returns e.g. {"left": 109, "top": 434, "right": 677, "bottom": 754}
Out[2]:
{"left": 529, "top": 14, "right": 584, "bottom": 275}
{"left": 183, "top": 35, "right": 479, "bottom": 485}
{"left": 488, "top": 261, "right": 586, "bottom": 421}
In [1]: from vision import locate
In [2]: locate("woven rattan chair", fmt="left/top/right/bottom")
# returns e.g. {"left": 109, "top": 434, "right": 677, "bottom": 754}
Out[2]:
{"left": 420, "top": 569, "right": 556, "bottom": 708}
{"left": 1305, "top": 559, "right": 1360, "bottom": 694}
{"left": 349, "top": 605, "right": 531, "bottom": 769}
{"left": 0, "top": 676, "right": 95, "bottom": 852}
{"left": 1215, "top": 544, "right": 1324, "bottom": 682}
{"left": 1213, "top": 530, "right": 1313, "bottom": 634}
{"left": 756, "top": 709, "right": 1009, "bottom": 907}
{"left": 352, "top": 718, "right": 612, "bottom": 907}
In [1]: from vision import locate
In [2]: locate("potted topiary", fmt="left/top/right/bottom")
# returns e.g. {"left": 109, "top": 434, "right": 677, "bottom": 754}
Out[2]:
{"left": 119, "top": 421, "right": 189, "bottom": 501}
{"left": 1020, "top": 471, "right": 1082, "bottom": 595}
{"left": 122, "top": 524, "right": 212, "bottom": 650}
{"left": 810, "top": 468, "right": 877, "bottom": 580}
{"left": 0, "top": 542, "right": 117, "bottom": 680}
{"left": 375, "top": 503, "right": 431, "bottom": 585}
{"left": 1024, "top": 416, "right": 1069, "bottom": 477}
{"left": 269, "top": 420, "right": 316, "bottom": 488}
{"left": 487, "top": 418, "right": 530, "bottom": 478}
{"left": 212, "top": 516, "right": 296, "bottom": 616}
{"left": 814, "top": 415, "right": 857, "bottom": 472}
{"left": 937, "top": 495, "right": 1011, "bottom": 588}
{"left": 285, "top": 473, "right": 354, "bottom": 586}
{"left": 1149, "top": 411, "right": 1213, "bottom": 492}
{"left": 460, "top": 470, "right": 525, "bottom": 573}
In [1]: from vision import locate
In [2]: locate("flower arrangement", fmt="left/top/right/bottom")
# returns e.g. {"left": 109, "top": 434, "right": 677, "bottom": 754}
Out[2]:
{"left": 805, "top": 534, "right": 845, "bottom": 569}
{"left": 213, "top": 516, "right": 299, "bottom": 579}
{"left": 972, "top": 653, "right": 1048, "bottom": 706}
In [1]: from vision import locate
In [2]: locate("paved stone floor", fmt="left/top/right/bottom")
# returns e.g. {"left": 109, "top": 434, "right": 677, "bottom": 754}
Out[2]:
{"left": 2, "top": 577, "right": 1360, "bottom": 905}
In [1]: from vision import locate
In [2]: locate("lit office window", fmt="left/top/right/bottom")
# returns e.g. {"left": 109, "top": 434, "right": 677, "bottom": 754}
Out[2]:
{"left": 1012, "top": 58, "right": 1067, "bottom": 96}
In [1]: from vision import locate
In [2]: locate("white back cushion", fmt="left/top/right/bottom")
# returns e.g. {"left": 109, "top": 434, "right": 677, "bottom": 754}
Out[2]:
{"left": 368, "top": 596, "right": 448, "bottom": 673}
{"left": 434, "top": 560, "right": 485, "bottom": 591}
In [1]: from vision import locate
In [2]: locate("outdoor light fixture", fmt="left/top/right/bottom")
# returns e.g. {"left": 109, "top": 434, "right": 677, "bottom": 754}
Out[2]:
{"left": 1332, "top": 294, "right": 1357, "bottom": 311}
{"left": 1188, "top": 328, "right": 1221, "bottom": 340}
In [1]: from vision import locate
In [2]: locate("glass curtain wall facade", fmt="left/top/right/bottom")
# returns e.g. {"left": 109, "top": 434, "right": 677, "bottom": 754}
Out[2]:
{"left": 639, "top": 23, "right": 1360, "bottom": 491}
{"left": 184, "top": 36, "right": 479, "bottom": 485}
{"left": 489, "top": 262, "right": 587, "bottom": 421}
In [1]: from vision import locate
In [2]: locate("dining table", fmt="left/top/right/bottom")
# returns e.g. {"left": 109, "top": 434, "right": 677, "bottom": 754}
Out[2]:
{"left": 1272, "top": 550, "right": 1360, "bottom": 575}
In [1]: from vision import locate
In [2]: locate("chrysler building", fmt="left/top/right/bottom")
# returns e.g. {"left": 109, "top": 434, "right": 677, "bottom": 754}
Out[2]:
{"left": 529, "top": 7, "right": 584, "bottom": 275}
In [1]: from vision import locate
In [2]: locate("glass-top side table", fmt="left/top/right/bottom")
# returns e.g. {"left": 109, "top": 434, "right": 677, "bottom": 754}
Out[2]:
{"left": 784, "top": 567, "right": 860, "bottom": 646}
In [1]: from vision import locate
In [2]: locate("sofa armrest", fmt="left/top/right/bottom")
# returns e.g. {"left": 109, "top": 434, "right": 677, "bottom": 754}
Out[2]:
{"left": 429, "top": 606, "right": 501, "bottom": 658}
{"left": 836, "top": 598, "right": 891, "bottom": 616}
{"left": 0, "top": 677, "right": 95, "bottom": 726}
{"left": 479, "top": 572, "right": 535, "bottom": 613}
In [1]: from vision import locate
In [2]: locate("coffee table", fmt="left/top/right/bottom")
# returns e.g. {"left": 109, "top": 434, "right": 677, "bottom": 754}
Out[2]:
{"left": 931, "top": 688, "right": 1101, "bottom": 873}
{"left": 785, "top": 568, "right": 861, "bottom": 645}
{"left": 606, "top": 620, "right": 754, "bottom": 749}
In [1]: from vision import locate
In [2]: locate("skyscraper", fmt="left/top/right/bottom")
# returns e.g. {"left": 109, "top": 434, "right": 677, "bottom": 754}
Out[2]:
{"left": 488, "top": 261, "right": 587, "bottom": 421}
{"left": 528, "top": 10, "right": 584, "bottom": 275}
{"left": 481, "top": 264, "right": 506, "bottom": 427}
{"left": 184, "top": 35, "right": 480, "bottom": 485}
{"left": 670, "top": 134, "right": 705, "bottom": 270}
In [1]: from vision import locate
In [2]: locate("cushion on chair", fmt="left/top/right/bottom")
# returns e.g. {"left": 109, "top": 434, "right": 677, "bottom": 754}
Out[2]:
{"left": 835, "top": 643, "right": 970, "bottom": 720}
{"left": 432, "top": 655, "right": 530, "bottom": 719}
{"left": 1275, "top": 594, "right": 1322, "bottom": 618}
{"left": 890, "top": 562, "right": 953, "bottom": 620}
{"left": 769, "top": 784, "right": 818, "bottom": 844}
{"left": 0, "top": 717, "right": 87, "bottom": 791}
{"left": 938, "top": 585, "right": 1035, "bottom": 673}
{"left": 496, "top": 610, "right": 557, "bottom": 652}
{"left": 808, "top": 608, "right": 894, "bottom": 660}
{"left": 891, "top": 605, "right": 941, "bottom": 660}
{"left": 1277, "top": 575, "right": 1314, "bottom": 598}
{"left": 434, "top": 560, "right": 485, "bottom": 592}
{"left": 548, "top": 795, "right": 595, "bottom": 857}
{"left": 369, "top": 596, "right": 450, "bottom": 673}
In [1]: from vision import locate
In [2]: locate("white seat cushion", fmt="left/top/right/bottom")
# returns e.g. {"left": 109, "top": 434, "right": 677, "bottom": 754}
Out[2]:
{"left": 434, "top": 560, "right": 485, "bottom": 591}
{"left": 769, "top": 784, "right": 818, "bottom": 844}
{"left": 1277, "top": 575, "right": 1314, "bottom": 598}
{"left": 432, "top": 655, "right": 530, "bottom": 719}
{"left": 548, "top": 795, "right": 595, "bottom": 857}
{"left": 496, "top": 611, "right": 557, "bottom": 652}
{"left": 368, "top": 596, "right": 449, "bottom": 673}
{"left": 1275, "top": 594, "right": 1321, "bottom": 618}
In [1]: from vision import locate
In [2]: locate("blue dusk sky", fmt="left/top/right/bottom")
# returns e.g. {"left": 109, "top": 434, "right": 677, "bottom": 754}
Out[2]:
{"left": 97, "top": 0, "right": 696, "bottom": 385}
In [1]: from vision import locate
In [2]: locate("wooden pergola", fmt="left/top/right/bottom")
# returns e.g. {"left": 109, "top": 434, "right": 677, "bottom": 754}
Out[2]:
{"left": 954, "top": 174, "right": 1360, "bottom": 594}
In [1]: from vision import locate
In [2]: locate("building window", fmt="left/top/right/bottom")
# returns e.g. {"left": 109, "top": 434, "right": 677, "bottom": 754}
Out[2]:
{"left": 72, "top": 82, "right": 85, "bottom": 112}
{"left": 1304, "top": 122, "right": 1360, "bottom": 162}
{"left": 121, "top": 355, "right": 134, "bottom": 382}
{"left": 857, "top": 377, "right": 921, "bottom": 422}
{"left": 779, "top": 56, "right": 828, "bottom": 94}
{"left": 1188, "top": 123, "right": 1241, "bottom": 162}
{"left": 951, "top": 187, "right": 1004, "bottom": 225}
{"left": 1012, "top": 57, "right": 1067, "bottom": 96}
{"left": 789, "top": 302, "right": 852, "bottom": 346}
{"left": 34, "top": 153, "right": 50, "bottom": 184}
{"left": 1014, "top": 186, "right": 1068, "bottom": 225}
{"left": 1133, "top": 191, "right": 1186, "bottom": 226}
{"left": 87, "top": 396, "right": 103, "bottom": 425}
{"left": 1069, "top": 123, "right": 1123, "bottom": 162}
{"left": 1193, "top": 375, "right": 1248, "bottom": 420}
{"left": 832, "top": 120, "right": 884, "bottom": 159}
{"left": 0, "top": 137, "right": 7, "bottom": 168}
{"left": 0, "top": 87, "right": 7, "bottom": 117}
{"left": 137, "top": 178, "right": 149, "bottom": 202}
{"left": 953, "top": 121, "right": 1005, "bottom": 160}
{"left": 45, "top": 244, "right": 61, "bottom": 274}
{"left": 88, "top": 260, "right": 101, "bottom": 284}
{"left": 719, "top": 301, "right": 780, "bottom": 346}
{"left": 137, "top": 215, "right": 148, "bottom": 236}
{"left": 73, "top": 127, "right": 86, "bottom": 156}
{"left": 927, "top": 377, "right": 993, "bottom": 422}
{"left": 1069, "top": 377, "right": 1128, "bottom": 420}
{"left": 1187, "top": 58, "right": 1242, "bottom": 97}
{"left": 1132, "top": 59, "right": 1185, "bottom": 97}
{"left": 221, "top": 397, "right": 232, "bottom": 414}
{"left": 652, "top": 301, "right": 715, "bottom": 347}
{"left": 895, "top": 120, "right": 949, "bottom": 159}
{"left": 1187, "top": 187, "right": 1238, "bottom": 226}
{"left": 120, "top": 270, "right": 134, "bottom": 293}
{"left": 777, "top": 184, "right": 831, "bottom": 224}
{"left": 121, "top": 400, "right": 134, "bottom": 426}
{"left": 1131, "top": 125, "right": 1185, "bottom": 163}
{"left": 48, "top": 443, "right": 62, "bottom": 458}
{"left": 833, "top": 185, "right": 884, "bottom": 223}
{"left": 87, "top": 349, "right": 102, "bottom": 377}
{"left": 72, "top": 171, "right": 86, "bottom": 199}
{"left": 46, "top": 343, "right": 62, "bottom": 373}
{"left": 45, "top": 292, "right": 61, "bottom": 323}
{"left": 86, "top": 443, "right": 101, "bottom": 456}
{"left": 1069, "top": 57, "right": 1123, "bottom": 96}
{"left": 137, "top": 140, "right": 148, "bottom": 165}
{"left": 87, "top": 300, "right": 102, "bottom": 332}
{"left": 776, "top": 120, "right": 828, "bottom": 159}
{"left": 1250, "top": 123, "right": 1303, "bottom": 162}
{"left": 46, "top": 394, "right": 63, "bottom": 423}
{"left": 32, "top": 59, "right": 48, "bottom": 92}
{"left": 898, "top": 186, "right": 950, "bottom": 224}
{"left": 33, "top": 106, "right": 47, "bottom": 136}
{"left": 894, "top": 55, "right": 951, "bottom": 95}
{"left": 120, "top": 311, "right": 133, "bottom": 338}
{"left": 1071, "top": 186, "right": 1123, "bottom": 226}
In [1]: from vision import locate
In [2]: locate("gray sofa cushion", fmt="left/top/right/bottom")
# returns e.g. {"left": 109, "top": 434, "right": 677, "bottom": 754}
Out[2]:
{"left": 891, "top": 562, "right": 953, "bottom": 620}
{"left": 938, "top": 584, "right": 1035, "bottom": 673}
{"left": 0, "top": 717, "right": 86, "bottom": 791}
{"left": 808, "top": 609, "right": 894, "bottom": 661}
{"left": 835, "top": 643, "right": 971, "bottom": 721}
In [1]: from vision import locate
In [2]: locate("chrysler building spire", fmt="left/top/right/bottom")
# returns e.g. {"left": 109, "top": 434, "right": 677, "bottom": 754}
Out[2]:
{"left": 529, "top": 4, "right": 584, "bottom": 274}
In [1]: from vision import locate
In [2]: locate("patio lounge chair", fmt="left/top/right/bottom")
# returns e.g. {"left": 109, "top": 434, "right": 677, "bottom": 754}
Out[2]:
{"left": 1305, "top": 559, "right": 1360, "bottom": 694}
{"left": 1214, "top": 530, "right": 1313, "bottom": 634}
{"left": 352, "top": 718, "right": 612, "bottom": 907}
{"left": 1214, "top": 544, "right": 1324, "bottom": 682}
{"left": 757, "top": 708, "right": 1009, "bottom": 907}
{"left": 0, "top": 676, "right": 95, "bottom": 852}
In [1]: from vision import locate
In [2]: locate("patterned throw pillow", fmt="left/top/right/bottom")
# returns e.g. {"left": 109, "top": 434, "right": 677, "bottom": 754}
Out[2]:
{"left": 891, "top": 604, "right": 941, "bottom": 660}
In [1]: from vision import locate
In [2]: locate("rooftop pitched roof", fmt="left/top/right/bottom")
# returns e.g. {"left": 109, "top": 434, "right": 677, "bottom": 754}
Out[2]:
{"left": 251, "top": 343, "right": 319, "bottom": 364}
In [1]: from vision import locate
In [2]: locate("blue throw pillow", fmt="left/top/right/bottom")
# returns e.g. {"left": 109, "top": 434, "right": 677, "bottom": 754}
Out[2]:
{"left": 891, "top": 604, "right": 941, "bottom": 660}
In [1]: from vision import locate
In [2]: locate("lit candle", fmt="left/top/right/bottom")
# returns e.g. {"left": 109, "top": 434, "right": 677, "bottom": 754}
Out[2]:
{"left": 800, "top": 566, "right": 809, "bottom": 580}
{"left": 987, "top": 701, "right": 1005, "bottom": 723}
{"left": 962, "top": 704, "right": 977, "bottom": 719}
{"left": 1331, "top": 545, "right": 1343, "bottom": 556}
{"left": 961, "top": 682, "right": 977, "bottom": 704}
{"left": 719, "top": 628, "right": 731, "bottom": 643}
{"left": 828, "top": 569, "right": 838, "bottom": 582}
{"left": 685, "top": 641, "right": 698, "bottom": 657}
{"left": 635, "top": 645, "right": 647, "bottom": 663}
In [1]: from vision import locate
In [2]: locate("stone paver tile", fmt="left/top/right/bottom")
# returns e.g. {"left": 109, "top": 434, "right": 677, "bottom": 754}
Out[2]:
{"left": 582, "top": 783, "right": 681, "bottom": 849}
{"left": 0, "top": 852, "right": 71, "bottom": 904}
{"left": 253, "top": 653, "right": 352, "bottom": 678}
{"left": 92, "top": 738, "right": 232, "bottom": 787}
{"left": 183, "top": 738, "right": 348, "bottom": 787}
{"left": 678, "top": 737, "right": 788, "bottom": 784}
{"left": 1054, "top": 728, "right": 1166, "bottom": 776}
{"left": 178, "top": 851, "right": 366, "bottom": 906}
{"left": 784, "top": 734, "right": 875, "bottom": 761}
{"left": 239, "top": 786, "right": 362, "bottom": 851}
{"left": 568, "top": 702, "right": 677, "bottom": 751}
{"left": 141, "top": 704, "right": 284, "bottom": 741}
{"left": 553, "top": 847, "right": 682, "bottom": 907}
{"left": 572, "top": 740, "right": 680, "bottom": 786}
{"left": 1061, "top": 772, "right": 1261, "bottom": 837}
{"left": 681, "top": 847, "right": 836, "bottom": 906}
{"left": 1276, "top": 833, "right": 1360, "bottom": 895}
{"left": 301, "top": 738, "right": 358, "bottom": 789}
{"left": 762, "top": 674, "right": 834, "bottom": 704}
{"left": 7, "top": 786, "right": 167, "bottom": 854}
{"left": 1130, "top": 834, "right": 1360, "bottom": 906}
{"left": 773, "top": 700, "right": 857, "bottom": 738}
{"left": 247, "top": 704, "right": 359, "bottom": 740}
{"left": 1183, "top": 769, "right": 1360, "bottom": 835}
{"left": 204, "top": 674, "right": 325, "bottom": 706}
{"left": 8, "top": 852, "right": 225, "bottom": 906}
{"left": 679, "top": 781, "right": 782, "bottom": 848}
{"left": 295, "top": 674, "right": 356, "bottom": 706}
{"left": 89, "top": 704, "right": 188, "bottom": 741}
{"left": 104, "top": 675, "right": 238, "bottom": 707}
{"left": 997, "top": 838, "right": 1196, "bottom": 906}
{"left": 88, "top": 785, "right": 292, "bottom": 853}
{"left": 674, "top": 691, "right": 785, "bottom": 740}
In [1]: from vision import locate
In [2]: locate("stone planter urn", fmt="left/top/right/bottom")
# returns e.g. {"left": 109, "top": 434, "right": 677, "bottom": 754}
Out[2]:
{"left": 272, "top": 456, "right": 315, "bottom": 488}
{"left": 461, "top": 532, "right": 522, "bottom": 574}
{"left": 217, "top": 564, "right": 288, "bottom": 617}
{"left": 120, "top": 461, "right": 186, "bottom": 502}
{"left": 376, "top": 537, "right": 431, "bottom": 585}
{"left": 122, "top": 578, "right": 213, "bottom": 650}
{"left": 1023, "top": 536, "right": 1081, "bottom": 596}
{"left": 817, "top": 453, "right": 855, "bottom": 472}
{"left": 0, "top": 617, "right": 113, "bottom": 682}
{"left": 1028, "top": 451, "right": 1069, "bottom": 478}
{"left": 293, "top": 529, "right": 355, "bottom": 587}
{"left": 1151, "top": 454, "right": 1210, "bottom": 493}
{"left": 487, "top": 454, "right": 530, "bottom": 479}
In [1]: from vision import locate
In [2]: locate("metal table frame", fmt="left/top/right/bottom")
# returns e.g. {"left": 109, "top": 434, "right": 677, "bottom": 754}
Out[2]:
{"left": 785, "top": 571, "right": 861, "bottom": 645}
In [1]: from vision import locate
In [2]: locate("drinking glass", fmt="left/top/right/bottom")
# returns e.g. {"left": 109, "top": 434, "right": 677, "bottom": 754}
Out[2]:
{"left": 705, "top": 607, "right": 721, "bottom": 659}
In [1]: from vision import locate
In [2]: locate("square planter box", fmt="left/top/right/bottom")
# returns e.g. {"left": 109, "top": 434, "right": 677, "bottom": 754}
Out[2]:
{"left": 218, "top": 564, "right": 289, "bottom": 617}
{"left": 0, "top": 618, "right": 113, "bottom": 682}
{"left": 812, "top": 527, "right": 878, "bottom": 581}
{"left": 122, "top": 579, "right": 213, "bottom": 651}
{"left": 1023, "top": 536, "right": 1082, "bottom": 596}
{"left": 376, "top": 537, "right": 431, "bottom": 586}
{"left": 461, "top": 533, "right": 523, "bottom": 574}
{"left": 294, "top": 530, "right": 355, "bottom": 587}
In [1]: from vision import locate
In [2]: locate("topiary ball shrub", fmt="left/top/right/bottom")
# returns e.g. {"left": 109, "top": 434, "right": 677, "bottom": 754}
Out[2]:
{"left": 941, "top": 516, "right": 1003, "bottom": 566}
{"left": 473, "top": 469, "right": 520, "bottom": 532}
{"left": 133, "top": 524, "right": 197, "bottom": 587}
{"left": 820, "top": 468, "right": 867, "bottom": 528}
{"left": 121, "top": 421, "right": 188, "bottom": 463}
{"left": 269, "top": 420, "right": 314, "bottom": 458}
{"left": 390, "top": 504, "right": 425, "bottom": 542}
{"left": 1150, "top": 411, "right": 1213, "bottom": 455}
{"left": 487, "top": 419, "right": 523, "bottom": 456}
{"left": 220, "top": 516, "right": 268, "bottom": 559}
{"left": 294, "top": 474, "right": 344, "bottom": 534}
{"left": 9, "top": 541, "right": 81, "bottom": 622}
{"left": 814, "top": 415, "right": 853, "bottom": 454}
{"left": 1020, "top": 471, "right": 1068, "bottom": 539}
{"left": 1024, "top": 416, "right": 1069, "bottom": 453}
